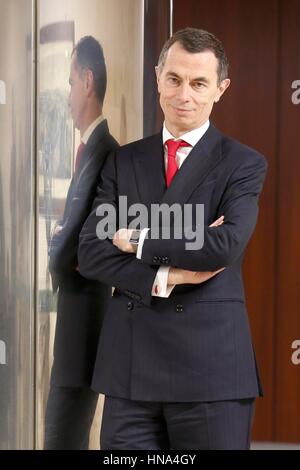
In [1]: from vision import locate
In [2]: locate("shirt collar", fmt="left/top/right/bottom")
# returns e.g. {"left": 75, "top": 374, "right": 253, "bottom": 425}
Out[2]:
{"left": 162, "top": 120, "right": 210, "bottom": 148}
{"left": 81, "top": 114, "right": 104, "bottom": 144}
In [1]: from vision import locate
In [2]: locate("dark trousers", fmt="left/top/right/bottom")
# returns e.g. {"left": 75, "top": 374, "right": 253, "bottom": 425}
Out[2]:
{"left": 101, "top": 396, "right": 255, "bottom": 450}
{"left": 44, "top": 385, "right": 99, "bottom": 450}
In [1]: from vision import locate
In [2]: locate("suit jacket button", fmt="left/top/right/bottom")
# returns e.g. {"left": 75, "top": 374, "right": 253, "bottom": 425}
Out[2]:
{"left": 176, "top": 304, "right": 184, "bottom": 313}
{"left": 127, "top": 301, "right": 134, "bottom": 311}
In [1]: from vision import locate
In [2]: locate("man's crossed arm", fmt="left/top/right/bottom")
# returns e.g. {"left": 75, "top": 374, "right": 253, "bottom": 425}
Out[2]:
{"left": 112, "top": 216, "right": 225, "bottom": 289}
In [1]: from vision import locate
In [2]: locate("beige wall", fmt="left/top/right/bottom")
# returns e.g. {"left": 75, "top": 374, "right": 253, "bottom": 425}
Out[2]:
{"left": 40, "top": 0, "right": 144, "bottom": 145}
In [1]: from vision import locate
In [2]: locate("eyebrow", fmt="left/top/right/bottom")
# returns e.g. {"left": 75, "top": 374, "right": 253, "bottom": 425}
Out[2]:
{"left": 166, "top": 72, "right": 210, "bottom": 84}
{"left": 166, "top": 72, "right": 181, "bottom": 79}
{"left": 193, "top": 77, "right": 210, "bottom": 84}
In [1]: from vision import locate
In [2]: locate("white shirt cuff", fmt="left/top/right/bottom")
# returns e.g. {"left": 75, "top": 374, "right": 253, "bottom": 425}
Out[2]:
{"left": 136, "top": 228, "right": 150, "bottom": 259}
{"left": 152, "top": 266, "right": 175, "bottom": 298}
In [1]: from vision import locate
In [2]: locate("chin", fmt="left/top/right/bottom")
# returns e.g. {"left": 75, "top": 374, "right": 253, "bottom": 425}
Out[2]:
{"left": 176, "top": 118, "right": 193, "bottom": 128}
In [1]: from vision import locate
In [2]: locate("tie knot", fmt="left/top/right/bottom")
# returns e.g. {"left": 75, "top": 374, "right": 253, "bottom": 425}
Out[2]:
{"left": 166, "top": 139, "right": 190, "bottom": 157}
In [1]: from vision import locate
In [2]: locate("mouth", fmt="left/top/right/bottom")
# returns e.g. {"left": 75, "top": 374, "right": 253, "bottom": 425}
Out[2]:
{"left": 171, "top": 105, "right": 193, "bottom": 113}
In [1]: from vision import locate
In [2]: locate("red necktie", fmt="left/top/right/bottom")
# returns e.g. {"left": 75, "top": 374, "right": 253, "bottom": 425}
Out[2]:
{"left": 165, "top": 139, "right": 190, "bottom": 187}
{"left": 74, "top": 142, "right": 85, "bottom": 175}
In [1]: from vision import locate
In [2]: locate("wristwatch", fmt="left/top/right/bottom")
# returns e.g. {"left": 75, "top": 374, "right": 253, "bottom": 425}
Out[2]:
{"left": 129, "top": 229, "right": 141, "bottom": 245}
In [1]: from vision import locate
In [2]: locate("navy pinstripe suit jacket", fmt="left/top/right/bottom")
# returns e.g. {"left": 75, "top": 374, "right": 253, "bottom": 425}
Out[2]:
{"left": 79, "top": 124, "right": 267, "bottom": 402}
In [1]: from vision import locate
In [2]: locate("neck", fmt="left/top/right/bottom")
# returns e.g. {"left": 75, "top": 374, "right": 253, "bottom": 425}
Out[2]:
{"left": 79, "top": 101, "right": 102, "bottom": 137}
{"left": 165, "top": 119, "right": 207, "bottom": 138}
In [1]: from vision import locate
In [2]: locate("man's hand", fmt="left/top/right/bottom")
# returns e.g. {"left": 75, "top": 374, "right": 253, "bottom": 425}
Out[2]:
{"left": 113, "top": 228, "right": 137, "bottom": 253}
{"left": 168, "top": 266, "right": 225, "bottom": 285}
{"left": 209, "top": 215, "right": 224, "bottom": 228}
{"left": 167, "top": 215, "right": 225, "bottom": 286}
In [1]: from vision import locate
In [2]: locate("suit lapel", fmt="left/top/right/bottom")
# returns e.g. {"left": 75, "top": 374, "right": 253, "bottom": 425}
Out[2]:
{"left": 131, "top": 132, "right": 166, "bottom": 208}
{"left": 63, "top": 178, "right": 76, "bottom": 221}
{"left": 161, "top": 124, "right": 223, "bottom": 206}
{"left": 131, "top": 125, "right": 224, "bottom": 209}
{"left": 75, "top": 120, "right": 111, "bottom": 184}
{"left": 85, "top": 119, "right": 109, "bottom": 153}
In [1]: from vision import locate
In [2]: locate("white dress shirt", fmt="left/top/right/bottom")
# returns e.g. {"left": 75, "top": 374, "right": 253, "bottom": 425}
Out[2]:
{"left": 137, "top": 120, "right": 210, "bottom": 297}
{"left": 81, "top": 114, "right": 105, "bottom": 144}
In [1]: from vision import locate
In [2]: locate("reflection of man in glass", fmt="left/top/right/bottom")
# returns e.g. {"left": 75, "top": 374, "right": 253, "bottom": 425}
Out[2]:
{"left": 44, "top": 36, "right": 118, "bottom": 450}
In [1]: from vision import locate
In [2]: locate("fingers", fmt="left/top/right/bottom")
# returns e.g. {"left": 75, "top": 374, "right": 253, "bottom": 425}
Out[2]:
{"left": 203, "top": 267, "right": 225, "bottom": 280}
{"left": 211, "top": 267, "right": 225, "bottom": 275}
{"left": 113, "top": 228, "right": 127, "bottom": 242}
{"left": 169, "top": 266, "right": 226, "bottom": 285}
{"left": 209, "top": 215, "right": 224, "bottom": 227}
{"left": 192, "top": 267, "right": 225, "bottom": 284}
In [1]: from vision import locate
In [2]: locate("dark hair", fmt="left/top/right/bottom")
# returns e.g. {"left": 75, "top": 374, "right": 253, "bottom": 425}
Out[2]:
{"left": 157, "top": 27, "right": 229, "bottom": 85}
{"left": 72, "top": 36, "right": 107, "bottom": 104}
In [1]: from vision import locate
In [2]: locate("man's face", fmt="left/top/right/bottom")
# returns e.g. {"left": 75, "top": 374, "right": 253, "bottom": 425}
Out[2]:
{"left": 68, "top": 52, "right": 87, "bottom": 131}
{"left": 156, "top": 42, "right": 230, "bottom": 136}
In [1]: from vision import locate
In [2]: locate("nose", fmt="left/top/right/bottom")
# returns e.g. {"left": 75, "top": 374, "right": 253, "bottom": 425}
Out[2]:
{"left": 177, "top": 82, "right": 191, "bottom": 102}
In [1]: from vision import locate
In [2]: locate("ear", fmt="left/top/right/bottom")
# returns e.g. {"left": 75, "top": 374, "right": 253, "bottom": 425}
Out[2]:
{"left": 85, "top": 69, "right": 94, "bottom": 96}
{"left": 214, "top": 78, "right": 230, "bottom": 103}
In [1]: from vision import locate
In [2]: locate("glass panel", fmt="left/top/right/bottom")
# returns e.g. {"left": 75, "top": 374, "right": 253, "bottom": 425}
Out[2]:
{"left": 0, "top": 0, "right": 35, "bottom": 450}
{"left": 36, "top": 0, "right": 144, "bottom": 449}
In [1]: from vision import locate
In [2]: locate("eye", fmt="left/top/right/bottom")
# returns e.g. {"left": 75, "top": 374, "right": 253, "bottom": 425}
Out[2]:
{"left": 167, "top": 76, "right": 179, "bottom": 85}
{"left": 194, "top": 81, "right": 205, "bottom": 89}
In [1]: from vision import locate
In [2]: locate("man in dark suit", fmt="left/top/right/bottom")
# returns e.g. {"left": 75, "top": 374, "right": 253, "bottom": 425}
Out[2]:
{"left": 78, "top": 28, "right": 267, "bottom": 450}
{"left": 44, "top": 36, "right": 118, "bottom": 449}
